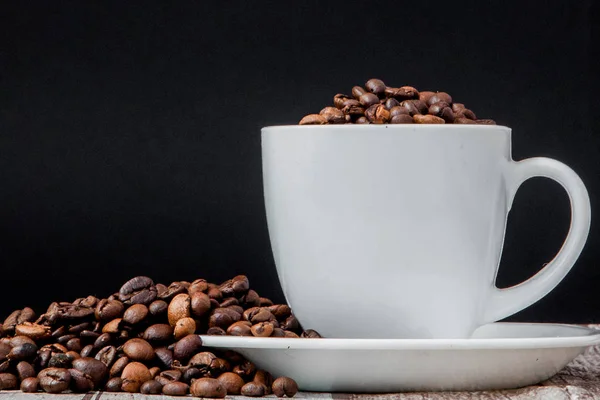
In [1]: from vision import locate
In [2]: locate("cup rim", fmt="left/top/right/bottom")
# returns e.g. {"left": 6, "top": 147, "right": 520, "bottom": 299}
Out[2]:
{"left": 262, "top": 124, "right": 511, "bottom": 132}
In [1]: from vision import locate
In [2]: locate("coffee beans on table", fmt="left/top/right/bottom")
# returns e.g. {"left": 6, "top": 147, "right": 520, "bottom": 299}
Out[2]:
{"left": 0, "top": 275, "right": 307, "bottom": 397}
{"left": 299, "top": 78, "right": 496, "bottom": 125}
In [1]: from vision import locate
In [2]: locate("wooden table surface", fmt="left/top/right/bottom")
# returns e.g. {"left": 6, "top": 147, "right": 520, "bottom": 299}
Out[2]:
{"left": 2, "top": 326, "right": 600, "bottom": 399}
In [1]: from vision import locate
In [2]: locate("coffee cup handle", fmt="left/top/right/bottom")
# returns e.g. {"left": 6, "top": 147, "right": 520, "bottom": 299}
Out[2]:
{"left": 483, "top": 157, "right": 591, "bottom": 323}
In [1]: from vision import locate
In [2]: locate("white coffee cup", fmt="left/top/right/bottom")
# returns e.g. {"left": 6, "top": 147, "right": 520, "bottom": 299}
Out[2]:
{"left": 261, "top": 125, "right": 591, "bottom": 339}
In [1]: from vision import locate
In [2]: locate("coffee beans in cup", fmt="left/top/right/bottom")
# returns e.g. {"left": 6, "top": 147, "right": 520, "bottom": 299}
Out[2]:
{"left": 0, "top": 275, "right": 308, "bottom": 397}
{"left": 299, "top": 78, "right": 496, "bottom": 125}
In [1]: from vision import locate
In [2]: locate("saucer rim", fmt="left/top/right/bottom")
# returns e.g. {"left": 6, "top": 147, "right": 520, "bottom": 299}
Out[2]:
{"left": 200, "top": 322, "right": 600, "bottom": 350}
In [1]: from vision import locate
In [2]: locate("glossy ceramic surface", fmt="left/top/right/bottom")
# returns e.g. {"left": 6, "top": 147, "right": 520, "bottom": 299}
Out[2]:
{"left": 201, "top": 323, "right": 600, "bottom": 392}
{"left": 261, "top": 125, "right": 591, "bottom": 339}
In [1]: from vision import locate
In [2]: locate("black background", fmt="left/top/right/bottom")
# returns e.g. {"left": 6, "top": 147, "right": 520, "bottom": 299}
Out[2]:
{"left": 1, "top": 1, "right": 598, "bottom": 324}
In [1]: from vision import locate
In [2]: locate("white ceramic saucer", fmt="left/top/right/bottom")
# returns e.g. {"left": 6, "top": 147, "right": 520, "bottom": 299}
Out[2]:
{"left": 200, "top": 323, "right": 600, "bottom": 393}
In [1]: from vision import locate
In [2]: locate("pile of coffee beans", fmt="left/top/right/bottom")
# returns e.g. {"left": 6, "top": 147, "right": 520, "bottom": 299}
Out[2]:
{"left": 0, "top": 275, "right": 308, "bottom": 397}
{"left": 299, "top": 78, "right": 496, "bottom": 125}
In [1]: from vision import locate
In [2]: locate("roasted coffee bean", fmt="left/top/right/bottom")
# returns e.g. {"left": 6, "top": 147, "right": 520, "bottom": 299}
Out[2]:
{"left": 41, "top": 342, "right": 68, "bottom": 354}
{"left": 102, "top": 318, "right": 124, "bottom": 334}
{"left": 143, "top": 324, "right": 173, "bottom": 342}
{"left": 227, "top": 321, "right": 252, "bottom": 336}
{"left": 148, "top": 300, "right": 168, "bottom": 316}
{"left": 355, "top": 116, "right": 369, "bottom": 124}
{"left": 217, "top": 371, "right": 245, "bottom": 395}
{"left": 57, "top": 334, "right": 76, "bottom": 345}
{"left": 190, "top": 377, "right": 226, "bottom": 398}
{"left": 17, "top": 361, "right": 36, "bottom": 380}
{"left": 301, "top": 329, "right": 322, "bottom": 338}
{"left": 93, "top": 332, "right": 112, "bottom": 349}
{"left": 121, "top": 362, "right": 151, "bottom": 393}
{"left": 159, "top": 369, "right": 182, "bottom": 382}
{"left": 72, "top": 357, "right": 108, "bottom": 387}
{"left": 80, "top": 344, "right": 95, "bottom": 358}
{"left": 105, "top": 377, "right": 123, "bottom": 392}
{"left": 140, "top": 379, "right": 163, "bottom": 394}
{"left": 163, "top": 381, "right": 189, "bottom": 396}
{"left": 454, "top": 117, "right": 477, "bottom": 124}
{"left": 455, "top": 108, "right": 477, "bottom": 120}
{"left": 80, "top": 330, "right": 100, "bottom": 340}
{"left": 20, "top": 377, "right": 39, "bottom": 392}
{"left": 182, "top": 367, "right": 202, "bottom": 383}
{"left": 242, "top": 381, "right": 268, "bottom": 397}
{"left": 389, "top": 105, "right": 410, "bottom": 117}
{"left": 3, "top": 308, "right": 36, "bottom": 334}
{"left": 220, "top": 297, "right": 239, "bottom": 308}
{"left": 123, "top": 339, "right": 154, "bottom": 362}
{"left": 251, "top": 322, "right": 275, "bottom": 337}
{"left": 159, "top": 282, "right": 188, "bottom": 301}
{"left": 365, "top": 104, "right": 391, "bottom": 124}
{"left": 320, "top": 107, "right": 346, "bottom": 124}
{"left": 400, "top": 99, "right": 427, "bottom": 115}
{"left": 428, "top": 101, "right": 454, "bottom": 123}
{"left": 243, "top": 307, "right": 273, "bottom": 324}
{"left": 0, "top": 360, "right": 10, "bottom": 373}
{"left": 123, "top": 304, "right": 149, "bottom": 325}
{"left": 50, "top": 326, "right": 66, "bottom": 338}
{"left": 7, "top": 342, "right": 37, "bottom": 360}
{"left": 272, "top": 376, "right": 299, "bottom": 398}
{"left": 66, "top": 351, "right": 81, "bottom": 360}
{"left": 390, "top": 114, "right": 414, "bottom": 124}
{"left": 0, "top": 372, "right": 17, "bottom": 389}
{"left": 333, "top": 93, "right": 350, "bottom": 109}
{"left": 259, "top": 297, "right": 274, "bottom": 307}
{"left": 341, "top": 100, "right": 365, "bottom": 116}
{"left": 255, "top": 369, "right": 274, "bottom": 393}
{"left": 48, "top": 353, "right": 73, "bottom": 369}
{"left": 96, "top": 345, "right": 117, "bottom": 367}
{"left": 413, "top": 114, "right": 445, "bottom": 124}
{"left": 385, "top": 86, "right": 419, "bottom": 100}
{"left": 95, "top": 299, "right": 125, "bottom": 321}
{"left": 209, "top": 358, "right": 231, "bottom": 377}
{"left": 155, "top": 347, "right": 174, "bottom": 368}
{"left": 39, "top": 368, "right": 71, "bottom": 393}
{"left": 168, "top": 293, "right": 192, "bottom": 326}
{"left": 206, "top": 327, "right": 225, "bottom": 335}
{"left": 233, "top": 360, "right": 256, "bottom": 380}
{"left": 419, "top": 91, "right": 436, "bottom": 104}
{"left": 299, "top": 114, "right": 327, "bottom": 125}
{"left": 69, "top": 368, "right": 95, "bottom": 392}
{"left": 119, "top": 276, "right": 157, "bottom": 305}
{"left": 282, "top": 315, "right": 299, "bottom": 332}
{"left": 476, "top": 119, "right": 496, "bottom": 125}
{"left": 426, "top": 92, "right": 452, "bottom": 106}
{"left": 365, "top": 78, "right": 386, "bottom": 96}
{"left": 188, "top": 351, "right": 217, "bottom": 371}
{"left": 272, "top": 328, "right": 286, "bottom": 337}
{"left": 0, "top": 342, "right": 10, "bottom": 360}
{"left": 384, "top": 98, "right": 400, "bottom": 110}
{"left": 149, "top": 366, "right": 161, "bottom": 378}
{"left": 359, "top": 93, "right": 379, "bottom": 108}
{"left": 110, "top": 356, "right": 129, "bottom": 377}
{"left": 208, "top": 287, "right": 223, "bottom": 301}
{"left": 69, "top": 322, "right": 93, "bottom": 334}
{"left": 452, "top": 102, "right": 465, "bottom": 112}
{"left": 210, "top": 307, "right": 241, "bottom": 329}
{"left": 174, "top": 317, "right": 196, "bottom": 340}
{"left": 352, "top": 86, "right": 367, "bottom": 99}
{"left": 173, "top": 334, "right": 203, "bottom": 362}
{"left": 10, "top": 335, "right": 35, "bottom": 347}
{"left": 74, "top": 296, "right": 99, "bottom": 308}
{"left": 15, "top": 322, "right": 50, "bottom": 340}
{"left": 188, "top": 278, "right": 209, "bottom": 294}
